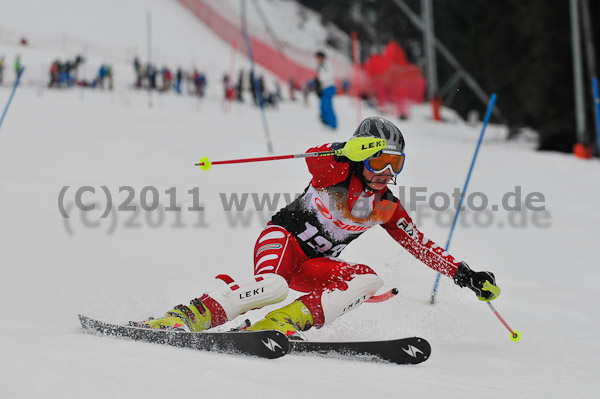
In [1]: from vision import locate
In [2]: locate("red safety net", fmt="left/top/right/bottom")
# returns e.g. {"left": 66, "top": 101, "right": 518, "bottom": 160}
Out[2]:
{"left": 178, "top": 0, "right": 315, "bottom": 83}
{"left": 360, "top": 41, "right": 426, "bottom": 117}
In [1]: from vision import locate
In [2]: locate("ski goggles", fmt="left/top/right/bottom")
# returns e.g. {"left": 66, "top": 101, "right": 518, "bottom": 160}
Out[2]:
{"left": 364, "top": 152, "right": 406, "bottom": 175}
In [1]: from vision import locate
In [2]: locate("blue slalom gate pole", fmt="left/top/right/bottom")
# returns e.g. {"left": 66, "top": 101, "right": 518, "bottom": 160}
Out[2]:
{"left": 241, "top": 0, "right": 274, "bottom": 154}
{"left": 0, "top": 67, "right": 25, "bottom": 131}
{"left": 593, "top": 77, "right": 600, "bottom": 156}
{"left": 430, "top": 93, "right": 497, "bottom": 304}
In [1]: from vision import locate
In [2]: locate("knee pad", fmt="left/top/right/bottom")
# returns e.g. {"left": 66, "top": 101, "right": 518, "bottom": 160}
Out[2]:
{"left": 205, "top": 274, "right": 289, "bottom": 321}
{"left": 320, "top": 273, "right": 383, "bottom": 325}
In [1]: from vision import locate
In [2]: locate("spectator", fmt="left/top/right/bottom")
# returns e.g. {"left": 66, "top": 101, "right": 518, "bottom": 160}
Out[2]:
{"left": 258, "top": 75, "right": 266, "bottom": 101}
{"left": 191, "top": 69, "right": 199, "bottom": 93}
{"left": 133, "top": 57, "right": 143, "bottom": 88}
{"left": 235, "top": 70, "right": 244, "bottom": 102}
{"left": 106, "top": 65, "right": 113, "bottom": 91}
{"left": 223, "top": 74, "right": 235, "bottom": 101}
{"left": 73, "top": 55, "right": 84, "bottom": 82}
{"left": 146, "top": 64, "right": 157, "bottom": 90}
{"left": 66, "top": 61, "right": 76, "bottom": 87}
{"left": 341, "top": 78, "right": 350, "bottom": 94}
{"left": 48, "top": 60, "right": 60, "bottom": 87}
{"left": 274, "top": 81, "right": 282, "bottom": 103}
{"left": 175, "top": 68, "right": 183, "bottom": 94}
{"left": 302, "top": 79, "right": 313, "bottom": 106}
{"left": 289, "top": 76, "right": 297, "bottom": 101}
{"left": 161, "top": 67, "right": 172, "bottom": 92}
{"left": 257, "top": 76, "right": 278, "bottom": 108}
{"left": 315, "top": 50, "right": 337, "bottom": 129}
{"left": 14, "top": 54, "right": 22, "bottom": 78}
{"left": 194, "top": 71, "right": 206, "bottom": 97}
{"left": 96, "top": 64, "right": 108, "bottom": 89}
{"left": 249, "top": 71, "right": 258, "bottom": 105}
{"left": 59, "top": 58, "right": 80, "bottom": 87}
{"left": 0, "top": 56, "right": 4, "bottom": 84}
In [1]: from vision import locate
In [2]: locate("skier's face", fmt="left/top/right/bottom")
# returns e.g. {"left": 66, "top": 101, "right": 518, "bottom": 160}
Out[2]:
{"left": 362, "top": 165, "right": 393, "bottom": 191}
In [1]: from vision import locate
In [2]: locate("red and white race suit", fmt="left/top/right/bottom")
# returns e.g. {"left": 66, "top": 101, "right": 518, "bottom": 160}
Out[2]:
{"left": 249, "top": 143, "right": 462, "bottom": 326}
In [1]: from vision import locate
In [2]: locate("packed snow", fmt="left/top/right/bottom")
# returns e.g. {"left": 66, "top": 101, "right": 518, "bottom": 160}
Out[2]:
{"left": 0, "top": 1, "right": 599, "bottom": 398}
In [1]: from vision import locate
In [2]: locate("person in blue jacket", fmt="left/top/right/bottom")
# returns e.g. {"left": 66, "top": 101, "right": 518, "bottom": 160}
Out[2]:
{"left": 315, "top": 51, "right": 337, "bottom": 130}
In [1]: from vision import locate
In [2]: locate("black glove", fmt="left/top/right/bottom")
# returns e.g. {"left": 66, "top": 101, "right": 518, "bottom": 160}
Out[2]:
{"left": 453, "top": 261, "right": 500, "bottom": 301}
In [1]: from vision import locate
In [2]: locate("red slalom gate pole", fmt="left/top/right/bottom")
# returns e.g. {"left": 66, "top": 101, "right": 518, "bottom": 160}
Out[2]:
{"left": 351, "top": 31, "right": 361, "bottom": 125}
{"left": 487, "top": 302, "right": 521, "bottom": 341}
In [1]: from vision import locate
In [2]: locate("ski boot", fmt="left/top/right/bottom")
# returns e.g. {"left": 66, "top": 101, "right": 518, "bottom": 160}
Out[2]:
{"left": 246, "top": 300, "right": 313, "bottom": 339}
{"left": 135, "top": 299, "right": 212, "bottom": 332}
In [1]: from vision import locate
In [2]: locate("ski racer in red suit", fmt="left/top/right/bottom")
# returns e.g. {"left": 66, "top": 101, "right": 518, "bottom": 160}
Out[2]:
{"left": 141, "top": 117, "right": 501, "bottom": 335}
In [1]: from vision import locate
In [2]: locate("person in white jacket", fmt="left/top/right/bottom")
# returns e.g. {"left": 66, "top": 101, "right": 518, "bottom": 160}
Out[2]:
{"left": 315, "top": 51, "right": 337, "bottom": 129}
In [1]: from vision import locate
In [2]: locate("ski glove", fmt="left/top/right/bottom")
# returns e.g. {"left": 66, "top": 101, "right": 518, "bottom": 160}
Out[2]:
{"left": 453, "top": 261, "right": 500, "bottom": 301}
{"left": 333, "top": 137, "right": 387, "bottom": 162}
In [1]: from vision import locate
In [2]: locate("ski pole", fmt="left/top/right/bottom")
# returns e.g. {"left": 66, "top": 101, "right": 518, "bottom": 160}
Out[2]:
{"left": 487, "top": 301, "right": 521, "bottom": 342}
{"left": 0, "top": 67, "right": 25, "bottom": 131}
{"left": 430, "top": 93, "right": 497, "bottom": 304}
{"left": 196, "top": 151, "right": 331, "bottom": 170}
{"left": 365, "top": 288, "right": 398, "bottom": 303}
{"left": 196, "top": 137, "right": 386, "bottom": 170}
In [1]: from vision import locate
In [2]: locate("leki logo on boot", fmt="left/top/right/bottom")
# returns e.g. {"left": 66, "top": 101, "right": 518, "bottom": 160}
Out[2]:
{"left": 262, "top": 338, "right": 282, "bottom": 352}
{"left": 402, "top": 345, "right": 424, "bottom": 358}
{"left": 239, "top": 287, "right": 265, "bottom": 299}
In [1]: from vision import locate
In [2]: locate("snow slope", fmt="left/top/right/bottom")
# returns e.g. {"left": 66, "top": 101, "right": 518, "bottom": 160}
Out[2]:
{"left": 1, "top": 1, "right": 599, "bottom": 398}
